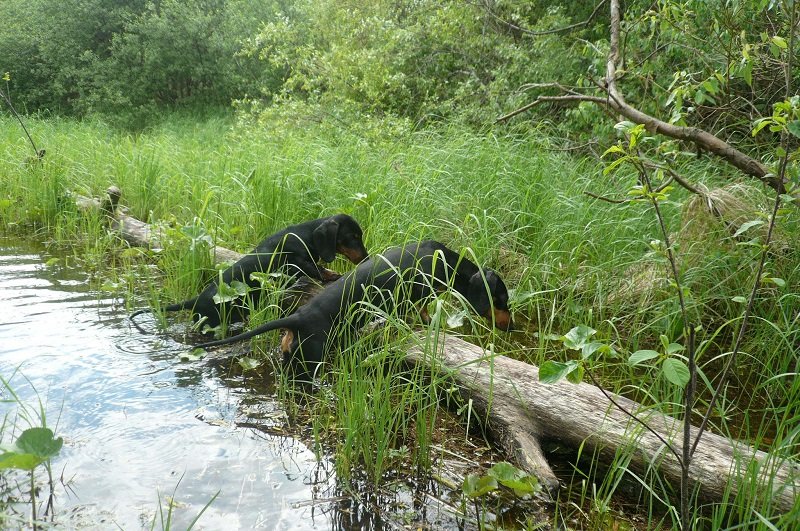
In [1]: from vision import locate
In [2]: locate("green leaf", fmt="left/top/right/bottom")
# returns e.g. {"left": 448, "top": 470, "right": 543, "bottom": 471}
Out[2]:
{"left": 16, "top": 428, "right": 63, "bottom": 459}
{"left": 0, "top": 452, "right": 43, "bottom": 471}
{"left": 771, "top": 35, "right": 788, "bottom": 50}
{"left": 662, "top": 358, "right": 690, "bottom": 387}
{"left": 539, "top": 360, "right": 578, "bottom": 384}
{"left": 751, "top": 118, "right": 772, "bottom": 136}
{"left": 659, "top": 334, "right": 670, "bottom": 351}
{"left": 238, "top": 357, "right": 262, "bottom": 371}
{"left": 601, "top": 145, "right": 625, "bottom": 158}
{"left": 733, "top": 219, "right": 764, "bottom": 238}
{"left": 666, "top": 343, "right": 685, "bottom": 355}
{"left": 487, "top": 462, "right": 522, "bottom": 482}
{"left": 0, "top": 428, "right": 63, "bottom": 471}
{"left": 566, "top": 364, "right": 585, "bottom": 384}
{"left": 212, "top": 280, "right": 250, "bottom": 304}
{"left": 603, "top": 156, "right": 629, "bottom": 176}
{"left": 487, "top": 462, "right": 539, "bottom": 497}
{"left": 562, "top": 325, "right": 596, "bottom": 350}
{"left": 741, "top": 60, "right": 753, "bottom": 87}
{"left": 628, "top": 349, "right": 660, "bottom": 365}
{"left": 179, "top": 349, "right": 206, "bottom": 361}
{"left": 581, "top": 341, "right": 605, "bottom": 360}
{"left": 787, "top": 121, "right": 800, "bottom": 139}
{"left": 613, "top": 121, "right": 636, "bottom": 132}
{"left": 731, "top": 296, "right": 747, "bottom": 304}
{"left": 763, "top": 277, "right": 786, "bottom": 288}
{"left": 462, "top": 474, "right": 498, "bottom": 499}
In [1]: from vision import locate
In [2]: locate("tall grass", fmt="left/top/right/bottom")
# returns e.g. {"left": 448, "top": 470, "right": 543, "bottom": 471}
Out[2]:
{"left": 1, "top": 112, "right": 797, "bottom": 528}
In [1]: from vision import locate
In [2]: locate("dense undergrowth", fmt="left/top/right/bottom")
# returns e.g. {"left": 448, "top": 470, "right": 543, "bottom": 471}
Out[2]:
{"left": 1, "top": 113, "right": 798, "bottom": 529}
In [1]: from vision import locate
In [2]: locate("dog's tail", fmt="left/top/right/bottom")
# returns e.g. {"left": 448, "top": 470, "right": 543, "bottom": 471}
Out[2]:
{"left": 129, "top": 297, "right": 198, "bottom": 333}
{"left": 194, "top": 314, "right": 299, "bottom": 350}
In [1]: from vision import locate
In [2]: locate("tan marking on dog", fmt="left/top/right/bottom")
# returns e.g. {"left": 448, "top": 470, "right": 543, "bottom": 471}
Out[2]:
{"left": 280, "top": 329, "right": 294, "bottom": 355}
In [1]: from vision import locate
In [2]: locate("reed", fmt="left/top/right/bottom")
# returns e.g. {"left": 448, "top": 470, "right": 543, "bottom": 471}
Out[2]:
{"left": 1, "top": 113, "right": 797, "bottom": 528}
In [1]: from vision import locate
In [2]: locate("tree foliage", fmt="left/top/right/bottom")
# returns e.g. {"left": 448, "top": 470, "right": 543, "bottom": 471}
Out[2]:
{"left": 0, "top": 0, "right": 269, "bottom": 123}
{"left": 0, "top": 0, "right": 797, "bottom": 156}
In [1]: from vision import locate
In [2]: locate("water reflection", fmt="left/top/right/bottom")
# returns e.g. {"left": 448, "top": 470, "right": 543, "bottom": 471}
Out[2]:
{"left": 0, "top": 239, "right": 539, "bottom": 530}
{"left": 0, "top": 239, "right": 340, "bottom": 529}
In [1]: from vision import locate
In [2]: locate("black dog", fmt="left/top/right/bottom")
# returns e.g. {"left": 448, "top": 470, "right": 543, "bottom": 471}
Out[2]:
{"left": 130, "top": 214, "right": 368, "bottom": 331}
{"left": 194, "top": 240, "right": 512, "bottom": 376}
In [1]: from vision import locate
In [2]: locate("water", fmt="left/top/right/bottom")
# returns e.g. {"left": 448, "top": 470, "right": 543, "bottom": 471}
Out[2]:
{"left": 0, "top": 238, "right": 562, "bottom": 530}
{"left": 0, "top": 239, "right": 355, "bottom": 529}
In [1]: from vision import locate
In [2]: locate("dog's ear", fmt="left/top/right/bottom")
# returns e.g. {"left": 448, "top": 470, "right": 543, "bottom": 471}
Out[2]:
{"left": 312, "top": 218, "right": 339, "bottom": 263}
{"left": 467, "top": 271, "right": 493, "bottom": 317}
{"left": 467, "top": 270, "right": 508, "bottom": 316}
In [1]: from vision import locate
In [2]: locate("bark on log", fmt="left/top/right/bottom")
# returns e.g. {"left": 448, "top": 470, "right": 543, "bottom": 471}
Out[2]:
{"left": 407, "top": 336, "right": 799, "bottom": 512}
{"left": 89, "top": 186, "right": 799, "bottom": 511}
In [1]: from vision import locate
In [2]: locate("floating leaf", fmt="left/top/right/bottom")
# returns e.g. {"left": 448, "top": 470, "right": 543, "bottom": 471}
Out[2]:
{"left": 487, "top": 462, "right": 540, "bottom": 497}
{"left": 662, "top": 358, "right": 690, "bottom": 387}
{"left": 179, "top": 349, "right": 206, "bottom": 362}
{"left": 238, "top": 357, "right": 262, "bottom": 371}
{"left": 462, "top": 474, "right": 498, "bottom": 499}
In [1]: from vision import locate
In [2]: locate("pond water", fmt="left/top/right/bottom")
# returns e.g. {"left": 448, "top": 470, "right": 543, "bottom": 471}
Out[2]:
{"left": 1, "top": 238, "right": 485, "bottom": 530}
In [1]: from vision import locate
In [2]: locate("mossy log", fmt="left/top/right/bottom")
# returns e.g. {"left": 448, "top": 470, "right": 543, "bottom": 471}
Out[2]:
{"left": 92, "top": 186, "right": 799, "bottom": 510}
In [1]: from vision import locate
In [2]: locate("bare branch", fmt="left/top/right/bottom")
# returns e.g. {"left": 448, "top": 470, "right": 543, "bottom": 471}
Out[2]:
{"left": 583, "top": 191, "right": 632, "bottom": 204}
{"left": 640, "top": 160, "right": 704, "bottom": 196}
{"left": 584, "top": 175, "right": 675, "bottom": 204}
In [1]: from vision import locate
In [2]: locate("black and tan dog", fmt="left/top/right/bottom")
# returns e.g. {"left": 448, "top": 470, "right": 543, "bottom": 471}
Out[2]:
{"left": 194, "top": 240, "right": 512, "bottom": 376}
{"left": 130, "top": 214, "right": 368, "bottom": 331}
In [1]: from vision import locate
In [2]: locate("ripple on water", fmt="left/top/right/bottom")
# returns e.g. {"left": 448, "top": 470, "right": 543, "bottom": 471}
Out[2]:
{"left": 0, "top": 240, "right": 336, "bottom": 530}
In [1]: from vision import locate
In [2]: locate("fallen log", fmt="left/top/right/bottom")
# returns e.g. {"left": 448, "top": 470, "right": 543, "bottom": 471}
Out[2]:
{"left": 75, "top": 185, "right": 241, "bottom": 264}
{"left": 89, "top": 186, "right": 799, "bottom": 510}
{"left": 407, "top": 336, "right": 799, "bottom": 512}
